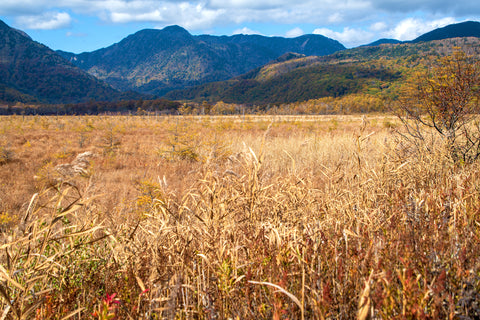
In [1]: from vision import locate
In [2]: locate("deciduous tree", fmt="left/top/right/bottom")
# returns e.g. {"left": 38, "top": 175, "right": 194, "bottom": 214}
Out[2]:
{"left": 396, "top": 51, "right": 480, "bottom": 163}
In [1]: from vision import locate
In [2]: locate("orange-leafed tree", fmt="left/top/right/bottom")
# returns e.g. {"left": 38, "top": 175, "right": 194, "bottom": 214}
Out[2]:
{"left": 396, "top": 51, "right": 480, "bottom": 163}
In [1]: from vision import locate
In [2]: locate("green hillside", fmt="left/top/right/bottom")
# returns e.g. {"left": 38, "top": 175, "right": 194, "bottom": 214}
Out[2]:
{"left": 164, "top": 37, "right": 480, "bottom": 105}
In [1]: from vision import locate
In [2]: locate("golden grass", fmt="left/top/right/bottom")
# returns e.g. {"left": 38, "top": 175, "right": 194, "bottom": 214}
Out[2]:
{"left": 0, "top": 114, "right": 479, "bottom": 319}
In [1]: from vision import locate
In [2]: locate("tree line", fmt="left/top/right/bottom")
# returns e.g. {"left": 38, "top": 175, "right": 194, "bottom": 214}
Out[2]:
{"left": 0, "top": 99, "right": 181, "bottom": 115}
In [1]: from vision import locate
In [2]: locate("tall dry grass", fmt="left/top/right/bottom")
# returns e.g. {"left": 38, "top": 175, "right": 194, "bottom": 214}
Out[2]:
{"left": 0, "top": 115, "right": 479, "bottom": 319}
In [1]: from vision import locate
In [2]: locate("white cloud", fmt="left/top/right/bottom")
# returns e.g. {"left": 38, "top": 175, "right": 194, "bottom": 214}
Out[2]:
{"left": 104, "top": 2, "right": 225, "bottom": 30}
{"left": 328, "top": 13, "right": 343, "bottom": 23}
{"left": 383, "top": 17, "right": 457, "bottom": 41}
{"left": 285, "top": 27, "right": 304, "bottom": 38}
{"left": 208, "top": 0, "right": 288, "bottom": 10}
{"left": 0, "top": 0, "right": 477, "bottom": 39}
{"left": 232, "top": 27, "right": 262, "bottom": 35}
{"left": 0, "top": 0, "right": 373, "bottom": 28}
{"left": 66, "top": 31, "right": 87, "bottom": 37}
{"left": 370, "top": 0, "right": 480, "bottom": 16}
{"left": 0, "top": 0, "right": 50, "bottom": 15}
{"left": 109, "top": 10, "right": 164, "bottom": 24}
{"left": 370, "top": 21, "right": 387, "bottom": 32}
{"left": 16, "top": 11, "right": 72, "bottom": 30}
{"left": 313, "top": 27, "right": 374, "bottom": 47}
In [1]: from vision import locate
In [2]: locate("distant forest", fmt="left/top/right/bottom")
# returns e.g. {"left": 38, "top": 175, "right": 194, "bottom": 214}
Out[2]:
{"left": 0, "top": 99, "right": 181, "bottom": 115}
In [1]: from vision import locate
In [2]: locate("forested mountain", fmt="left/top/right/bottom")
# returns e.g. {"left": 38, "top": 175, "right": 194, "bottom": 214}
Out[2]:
{"left": 164, "top": 37, "right": 480, "bottom": 105}
{"left": 164, "top": 21, "right": 480, "bottom": 105}
{"left": 363, "top": 39, "right": 402, "bottom": 47}
{"left": 2, "top": 19, "right": 480, "bottom": 109}
{"left": 0, "top": 19, "right": 130, "bottom": 104}
{"left": 58, "top": 26, "right": 346, "bottom": 96}
{"left": 412, "top": 21, "right": 480, "bottom": 43}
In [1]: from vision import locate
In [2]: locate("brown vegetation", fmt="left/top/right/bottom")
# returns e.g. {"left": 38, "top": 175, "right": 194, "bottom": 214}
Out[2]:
{"left": 0, "top": 114, "right": 479, "bottom": 319}
{"left": 396, "top": 51, "right": 480, "bottom": 164}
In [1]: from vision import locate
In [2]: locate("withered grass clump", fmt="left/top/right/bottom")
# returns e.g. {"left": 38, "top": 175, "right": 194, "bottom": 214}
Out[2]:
{"left": 0, "top": 115, "right": 479, "bottom": 319}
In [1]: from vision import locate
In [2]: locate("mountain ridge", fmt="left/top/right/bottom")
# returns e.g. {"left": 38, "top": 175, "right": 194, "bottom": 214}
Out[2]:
{"left": 2, "top": 19, "right": 480, "bottom": 107}
{"left": 362, "top": 38, "right": 402, "bottom": 47}
{"left": 412, "top": 21, "right": 480, "bottom": 43}
{"left": 0, "top": 19, "right": 138, "bottom": 104}
{"left": 58, "top": 25, "right": 346, "bottom": 95}
{"left": 164, "top": 37, "right": 480, "bottom": 105}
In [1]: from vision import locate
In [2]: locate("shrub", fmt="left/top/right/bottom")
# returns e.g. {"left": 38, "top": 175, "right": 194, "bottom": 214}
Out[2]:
{"left": 0, "top": 145, "right": 14, "bottom": 165}
{"left": 396, "top": 51, "right": 480, "bottom": 163}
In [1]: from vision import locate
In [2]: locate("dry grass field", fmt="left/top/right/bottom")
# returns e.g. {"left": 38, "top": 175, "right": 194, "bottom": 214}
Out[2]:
{"left": 0, "top": 114, "right": 479, "bottom": 319}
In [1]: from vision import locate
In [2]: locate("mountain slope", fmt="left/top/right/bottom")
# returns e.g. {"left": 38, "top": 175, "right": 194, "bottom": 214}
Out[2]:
{"left": 59, "top": 26, "right": 345, "bottom": 95}
{"left": 164, "top": 37, "right": 480, "bottom": 105}
{"left": 412, "top": 21, "right": 480, "bottom": 43}
{"left": 0, "top": 19, "right": 127, "bottom": 104}
{"left": 362, "top": 39, "right": 402, "bottom": 47}
{"left": 165, "top": 63, "right": 400, "bottom": 105}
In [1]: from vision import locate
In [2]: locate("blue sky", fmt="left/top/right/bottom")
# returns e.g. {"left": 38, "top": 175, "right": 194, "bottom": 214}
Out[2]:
{"left": 1, "top": 0, "right": 479, "bottom": 53}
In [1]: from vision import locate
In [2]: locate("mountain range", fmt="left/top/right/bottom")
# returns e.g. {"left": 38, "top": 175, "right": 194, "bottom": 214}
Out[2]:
{"left": 164, "top": 36, "right": 480, "bottom": 105}
{"left": 57, "top": 25, "right": 345, "bottom": 96}
{"left": 163, "top": 21, "right": 480, "bottom": 104}
{"left": 1, "top": 19, "right": 480, "bottom": 107}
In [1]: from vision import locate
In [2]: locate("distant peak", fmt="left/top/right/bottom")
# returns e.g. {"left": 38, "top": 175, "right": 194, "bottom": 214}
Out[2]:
{"left": 161, "top": 25, "right": 190, "bottom": 34}
{"left": 362, "top": 38, "right": 402, "bottom": 47}
{"left": 0, "top": 19, "right": 11, "bottom": 31}
{"left": 412, "top": 20, "right": 480, "bottom": 43}
{"left": 129, "top": 25, "right": 192, "bottom": 41}
{"left": 457, "top": 20, "right": 480, "bottom": 27}
{"left": 0, "top": 19, "right": 32, "bottom": 39}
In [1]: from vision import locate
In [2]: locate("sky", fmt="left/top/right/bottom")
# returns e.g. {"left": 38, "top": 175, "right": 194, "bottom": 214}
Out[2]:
{"left": 0, "top": 0, "right": 479, "bottom": 53}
